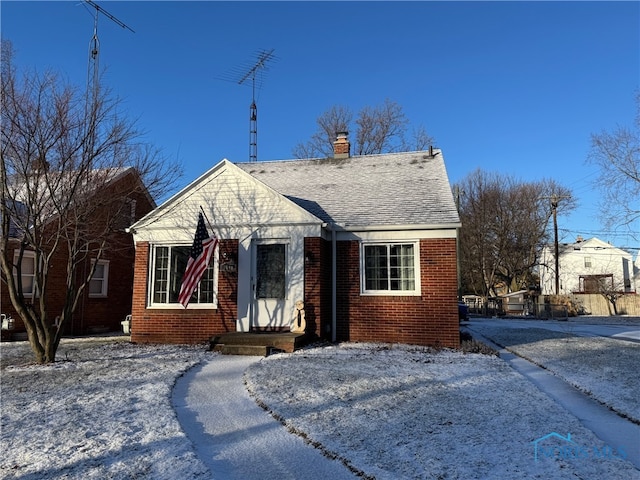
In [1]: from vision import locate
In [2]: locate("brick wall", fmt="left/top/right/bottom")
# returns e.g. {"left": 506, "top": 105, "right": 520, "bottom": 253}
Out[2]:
{"left": 1, "top": 171, "right": 155, "bottom": 339}
{"left": 303, "top": 237, "right": 333, "bottom": 339}
{"left": 334, "top": 238, "right": 460, "bottom": 348}
{"left": 130, "top": 239, "right": 239, "bottom": 344}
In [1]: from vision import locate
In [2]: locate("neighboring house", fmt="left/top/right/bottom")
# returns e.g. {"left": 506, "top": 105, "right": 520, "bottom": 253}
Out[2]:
{"left": 539, "top": 236, "right": 636, "bottom": 295}
{"left": 128, "top": 135, "right": 462, "bottom": 348}
{"left": 1, "top": 167, "right": 155, "bottom": 338}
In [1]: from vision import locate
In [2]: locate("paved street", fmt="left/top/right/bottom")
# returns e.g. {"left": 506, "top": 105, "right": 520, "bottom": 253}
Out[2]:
{"left": 465, "top": 316, "right": 640, "bottom": 343}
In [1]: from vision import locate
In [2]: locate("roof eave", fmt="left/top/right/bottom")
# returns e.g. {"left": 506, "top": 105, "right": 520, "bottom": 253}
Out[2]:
{"left": 326, "top": 222, "right": 462, "bottom": 232}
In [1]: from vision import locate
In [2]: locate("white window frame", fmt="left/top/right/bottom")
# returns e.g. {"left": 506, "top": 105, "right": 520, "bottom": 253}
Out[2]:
{"left": 89, "top": 259, "right": 110, "bottom": 298}
{"left": 360, "top": 241, "right": 421, "bottom": 296}
{"left": 147, "top": 244, "right": 219, "bottom": 309}
{"left": 12, "top": 250, "right": 37, "bottom": 298}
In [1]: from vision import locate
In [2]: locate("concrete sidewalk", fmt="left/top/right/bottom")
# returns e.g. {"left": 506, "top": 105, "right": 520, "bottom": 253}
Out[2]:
{"left": 172, "top": 354, "right": 356, "bottom": 480}
{"left": 466, "top": 326, "right": 640, "bottom": 470}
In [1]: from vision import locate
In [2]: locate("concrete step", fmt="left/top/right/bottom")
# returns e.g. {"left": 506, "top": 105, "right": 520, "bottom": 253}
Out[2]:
{"left": 210, "top": 332, "right": 310, "bottom": 355}
{"left": 213, "top": 344, "right": 270, "bottom": 356}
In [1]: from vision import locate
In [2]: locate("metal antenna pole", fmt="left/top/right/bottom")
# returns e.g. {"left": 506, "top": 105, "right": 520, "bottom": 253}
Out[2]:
{"left": 81, "top": 1, "right": 133, "bottom": 164}
{"left": 83, "top": 1, "right": 134, "bottom": 108}
{"left": 220, "top": 49, "right": 276, "bottom": 162}
{"left": 238, "top": 49, "right": 275, "bottom": 162}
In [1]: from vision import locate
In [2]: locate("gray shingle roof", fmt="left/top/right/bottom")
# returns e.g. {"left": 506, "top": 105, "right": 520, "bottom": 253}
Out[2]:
{"left": 235, "top": 150, "right": 460, "bottom": 228}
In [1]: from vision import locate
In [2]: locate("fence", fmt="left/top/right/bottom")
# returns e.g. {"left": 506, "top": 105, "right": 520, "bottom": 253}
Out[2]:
{"left": 570, "top": 293, "right": 640, "bottom": 316}
{"left": 463, "top": 293, "right": 640, "bottom": 318}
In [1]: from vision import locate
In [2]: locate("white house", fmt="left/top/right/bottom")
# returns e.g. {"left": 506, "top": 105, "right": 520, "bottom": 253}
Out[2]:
{"left": 539, "top": 236, "right": 636, "bottom": 295}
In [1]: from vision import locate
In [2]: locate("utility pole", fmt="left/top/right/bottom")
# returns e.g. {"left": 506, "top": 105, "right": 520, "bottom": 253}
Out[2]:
{"left": 549, "top": 194, "right": 571, "bottom": 295}
{"left": 454, "top": 185, "right": 462, "bottom": 300}
{"left": 552, "top": 195, "right": 560, "bottom": 295}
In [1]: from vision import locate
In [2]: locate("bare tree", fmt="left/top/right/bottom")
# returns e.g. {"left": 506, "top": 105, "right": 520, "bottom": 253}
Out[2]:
{"left": 401, "top": 125, "right": 436, "bottom": 152}
{"left": 588, "top": 93, "right": 640, "bottom": 237}
{"left": 292, "top": 99, "right": 434, "bottom": 158}
{"left": 1, "top": 40, "right": 180, "bottom": 363}
{"left": 455, "top": 170, "right": 575, "bottom": 304}
{"left": 292, "top": 105, "right": 352, "bottom": 158}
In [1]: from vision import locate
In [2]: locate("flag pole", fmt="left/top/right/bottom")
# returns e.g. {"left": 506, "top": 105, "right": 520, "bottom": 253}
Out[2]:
{"left": 199, "top": 206, "right": 215, "bottom": 232}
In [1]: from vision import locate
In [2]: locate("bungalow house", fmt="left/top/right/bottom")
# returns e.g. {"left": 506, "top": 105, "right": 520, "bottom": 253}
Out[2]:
{"left": 128, "top": 135, "right": 462, "bottom": 348}
{"left": 539, "top": 236, "right": 636, "bottom": 295}
{"left": 1, "top": 167, "right": 155, "bottom": 339}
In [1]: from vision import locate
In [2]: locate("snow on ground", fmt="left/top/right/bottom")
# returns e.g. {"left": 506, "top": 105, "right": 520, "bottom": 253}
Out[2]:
{"left": 466, "top": 323, "right": 640, "bottom": 424}
{"left": 245, "top": 343, "right": 639, "bottom": 479}
{"left": 1, "top": 338, "right": 211, "bottom": 480}
{"left": 1, "top": 331, "right": 639, "bottom": 480}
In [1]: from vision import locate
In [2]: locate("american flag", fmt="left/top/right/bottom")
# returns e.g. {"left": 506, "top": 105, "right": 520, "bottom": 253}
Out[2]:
{"left": 178, "top": 213, "right": 218, "bottom": 308}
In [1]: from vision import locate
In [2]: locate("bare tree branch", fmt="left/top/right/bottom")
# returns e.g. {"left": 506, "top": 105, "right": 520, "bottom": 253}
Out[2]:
{"left": 292, "top": 99, "right": 433, "bottom": 158}
{"left": 1, "top": 40, "right": 181, "bottom": 363}
{"left": 455, "top": 169, "right": 576, "bottom": 303}
{"left": 588, "top": 92, "right": 640, "bottom": 236}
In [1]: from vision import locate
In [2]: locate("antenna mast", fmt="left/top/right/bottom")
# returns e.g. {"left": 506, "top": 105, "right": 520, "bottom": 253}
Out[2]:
{"left": 83, "top": 1, "right": 134, "bottom": 107}
{"left": 221, "top": 49, "right": 276, "bottom": 162}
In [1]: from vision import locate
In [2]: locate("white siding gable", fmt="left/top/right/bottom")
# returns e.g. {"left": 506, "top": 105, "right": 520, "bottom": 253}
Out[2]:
{"left": 540, "top": 237, "right": 636, "bottom": 294}
{"left": 130, "top": 160, "right": 322, "bottom": 244}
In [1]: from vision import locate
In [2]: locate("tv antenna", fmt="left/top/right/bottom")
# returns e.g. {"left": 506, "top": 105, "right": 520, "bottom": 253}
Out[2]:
{"left": 82, "top": 1, "right": 134, "bottom": 107}
{"left": 220, "top": 49, "right": 276, "bottom": 162}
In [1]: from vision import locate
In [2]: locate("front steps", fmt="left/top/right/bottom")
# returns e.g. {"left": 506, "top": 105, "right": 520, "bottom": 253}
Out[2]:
{"left": 210, "top": 332, "right": 310, "bottom": 356}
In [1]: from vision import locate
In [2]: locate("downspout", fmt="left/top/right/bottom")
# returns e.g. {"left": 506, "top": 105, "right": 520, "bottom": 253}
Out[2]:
{"left": 331, "top": 224, "right": 337, "bottom": 343}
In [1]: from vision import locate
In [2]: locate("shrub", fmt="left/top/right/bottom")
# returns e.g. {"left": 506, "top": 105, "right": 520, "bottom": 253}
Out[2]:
{"left": 459, "top": 331, "right": 499, "bottom": 356}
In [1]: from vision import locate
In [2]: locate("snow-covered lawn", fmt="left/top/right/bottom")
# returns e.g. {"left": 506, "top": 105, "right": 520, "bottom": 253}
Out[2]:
{"left": 1, "top": 335, "right": 638, "bottom": 479}
{"left": 245, "top": 343, "right": 638, "bottom": 479}
{"left": 466, "top": 324, "right": 640, "bottom": 423}
{"left": 1, "top": 338, "right": 211, "bottom": 479}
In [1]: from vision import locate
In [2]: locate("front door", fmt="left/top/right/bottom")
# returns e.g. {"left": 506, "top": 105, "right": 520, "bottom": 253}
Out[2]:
{"left": 251, "top": 241, "right": 287, "bottom": 330}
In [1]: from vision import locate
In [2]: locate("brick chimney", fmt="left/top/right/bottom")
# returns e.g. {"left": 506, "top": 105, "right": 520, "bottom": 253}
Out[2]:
{"left": 333, "top": 131, "right": 350, "bottom": 159}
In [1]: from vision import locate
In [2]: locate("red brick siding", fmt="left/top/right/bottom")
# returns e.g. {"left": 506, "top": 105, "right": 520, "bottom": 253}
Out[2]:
{"left": 303, "top": 237, "right": 333, "bottom": 339}
{"left": 1, "top": 171, "right": 154, "bottom": 339}
{"left": 130, "top": 240, "right": 239, "bottom": 344}
{"left": 334, "top": 238, "right": 459, "bottom": 348}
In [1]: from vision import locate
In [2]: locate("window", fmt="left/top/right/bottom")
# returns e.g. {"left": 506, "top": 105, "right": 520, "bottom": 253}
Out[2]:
{"left": 13, "top": 250, "right": 36, "bottom": 298}
{"left": 89, "top": 260, "right": 109, "bottom": 298}
{"left": 256, "top": 244, "right": 286, "bottom": 299}
{"left": 584, "top": 257, "right": 592, "bottom": 268}
{"left": 149, "top": 245, "right": 217, "bottom": 308}
{"left": 361, "top": 242, "right": 420, "bottom": 295}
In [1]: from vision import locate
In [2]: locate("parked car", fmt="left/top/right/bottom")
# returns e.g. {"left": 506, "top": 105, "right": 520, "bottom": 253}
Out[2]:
{"left": 458, "top": 302, "right": 469, "bottom": 321}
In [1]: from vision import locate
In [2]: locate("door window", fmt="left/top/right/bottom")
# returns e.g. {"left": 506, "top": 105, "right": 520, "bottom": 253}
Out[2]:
{"left": 256, "top": 244, "right": 285, "bottom": 299}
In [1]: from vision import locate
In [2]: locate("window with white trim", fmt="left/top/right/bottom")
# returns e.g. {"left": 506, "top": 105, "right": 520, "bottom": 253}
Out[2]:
{"left": 361, "top": 242, "right": 420, "bottom": 295}
{"left": 89, "top": 260, "right": 109, "bottom": 298}
{"left": 13, "top": 250, "right": 36, "bottom": 298}
{"left": 149, "top": 245, "right": 217, "bottom": 307}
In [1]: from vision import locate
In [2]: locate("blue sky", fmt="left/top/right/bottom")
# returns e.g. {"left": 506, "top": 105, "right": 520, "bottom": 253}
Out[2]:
{"left": 2, "top": 1, "right": 639, "bottom": 251}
